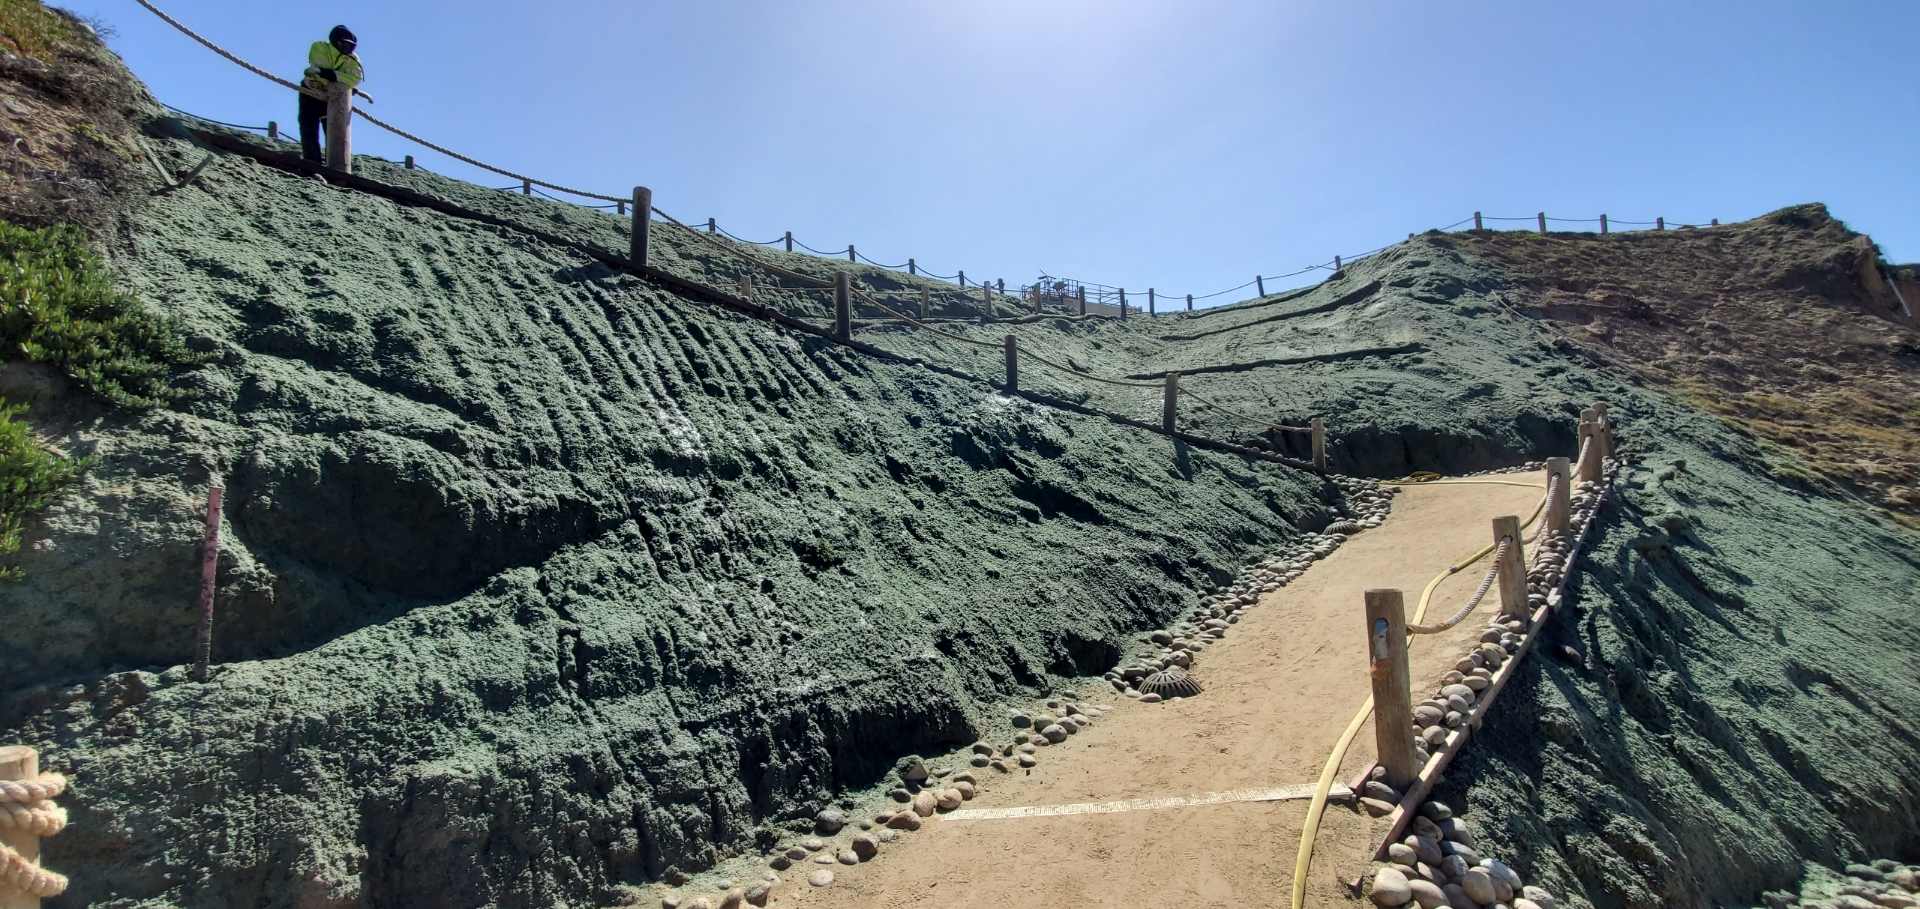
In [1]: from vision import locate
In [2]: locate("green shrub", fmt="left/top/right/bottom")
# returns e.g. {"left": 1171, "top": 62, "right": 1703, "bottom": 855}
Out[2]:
{"left": 0, "top": 220, "right": 197, "bottom": 408}
{"left": 0, "top": 400, "right": 79, "bottom": 579}
{"left": 0, "top": 0, "right": 68, "bottom": 61}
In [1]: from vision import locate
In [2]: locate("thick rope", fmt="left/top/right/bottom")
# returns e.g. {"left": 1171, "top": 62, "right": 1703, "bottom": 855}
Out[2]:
{"left": 1407, "top": 536, "right": 1510, "bottom": 634}
{"left": 1177, "top": 386, "right": 1312, "bottom": 433}
{"left": 1522, "top": 472, "right": 1565, "bottom": 547}
{"left": 0, "top": 774, "right": 64, "bottom": 804}
{"left": 1020, "top": 348, "right": 1166, "bottom": 388}
{"left": 0, "top": 842, "right": 67, "bottom": 898}
{"left": 133, "top": 0, "right": 627, "bottom": 204}
{"left": 851, "top": 289, "right": 1000, "bottom": 348}
{"left": 0, "top": 770, "right": 69, "bottom": 898}
{"left": 0, "top": 801, "right": 65, "bottom": 837}
{"left": 650, "top": 207, "right": 835, "bottom": 287}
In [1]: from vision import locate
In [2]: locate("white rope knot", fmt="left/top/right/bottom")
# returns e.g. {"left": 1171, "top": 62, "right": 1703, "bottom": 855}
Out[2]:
{"left": 0, "top": 770, "right": 69, "bottom": 898}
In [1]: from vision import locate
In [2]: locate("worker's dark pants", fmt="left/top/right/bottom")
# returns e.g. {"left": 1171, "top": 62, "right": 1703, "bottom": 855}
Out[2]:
{"left": 298, "top": 92, "right": 327, "bottom": 162}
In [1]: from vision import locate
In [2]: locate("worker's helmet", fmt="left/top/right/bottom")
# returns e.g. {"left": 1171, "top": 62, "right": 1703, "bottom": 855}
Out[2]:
{"left": 329, "top": 25, "right": 357, "bottom": 55}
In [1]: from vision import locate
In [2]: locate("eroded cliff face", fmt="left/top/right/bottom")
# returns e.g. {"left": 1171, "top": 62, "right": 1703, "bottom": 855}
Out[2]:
{"left": 0, "top": 18, "right": 1916, "bottom": 908}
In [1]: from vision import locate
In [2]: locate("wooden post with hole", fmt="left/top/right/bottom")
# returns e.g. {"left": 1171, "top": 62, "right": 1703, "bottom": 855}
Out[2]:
{"left": 630, "top": 187, "right": 652, "bottom": 269}
{"left": 1004, "top": 336, "right": 1018, "bottom": 392}
{"left": 1593, "top": 401, "right": 1613, "bottom": 459}
{"left": 325, "top": 81, "right": 352, "bottom": 173}
{"left": 1311, "top": 417, "right": 1327, "bottom": 470}
{"left": 193, "top": 480, "right": 222, "bottom": 682}
{"left": 1545, "top": 457, "right": 1571, "bottom": 537}
{"left": 1163, "top": 374, "right": 1178, "bottom": 433}
{"left": 919, "top": 287, "right": 930, "bottom": 320}
{"left": 1577, "top": 415, "right": 1602, "bottom": 483}
{"left": 1492, "top": 515, "right": 1526, "bottom": 619}
{"left": 834, "top": 272, "right": 851, "bottom": 341}
{"left": 1365, "top": 590, "right": 1419, "bottom": 792}
{"left": 0, "top": 745, "right": 42, "bottom": 909}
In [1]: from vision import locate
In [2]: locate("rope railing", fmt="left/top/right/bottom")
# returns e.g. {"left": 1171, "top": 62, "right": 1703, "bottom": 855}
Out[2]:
{"left": 1406, "top": 536, "right": 1510, "bottom": 634}
{"left": 1177, "top": 386, "right": 1312, "bottom": 433}
{"left": 0, "top": 751, "right": 68, "bottom": 899}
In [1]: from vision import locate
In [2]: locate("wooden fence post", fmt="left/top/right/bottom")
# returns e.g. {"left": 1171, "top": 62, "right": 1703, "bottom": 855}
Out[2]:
{"left": 1163, "top": 374, "right": 1178, "bottom": 433}
{"left": 0, "top": 745, "right": 45, "bottom": 909}
{"left": 1656, "top": 217, "right": 1665, "bottom": 231}
{"left": 1148, "top": 288, "right": 1156, "bottom": 316}
{"left": 267, "top": 120, "right": 278, "bottom": 140}
{"left": 908, "top": 258, "right": 916, "bottom": 275}
{"left": 847, "top": 244, "right": 856, "bottom": 263}
{"left": 403, "top": 154, "right": 414, "bottom": 170}
{"left": 785, "top": 231, "right": 793, "bottom": 252}
{"left": 959, "top": 270, "right": 966, "bottom": 287}
{"left": 1335, "top": 255, "right": 1343, "bottom": 271}
{"left": 834, "top": 272, "right": 851, "bottom": 341}
{"left": 706, "top": 217, "right": 715, "bottom": 233}
{"left": 630, "top": 186, "right": 652, "bottom": 270}
{"left": 1577, "top": 415, "right": 1602, "bottom": 483}
{"left": 193, "top": 480, "right": 223, "bottom": 682}
{"left": 1004, "top": 336, "right": 1018, "bottom": 392}
{"left": 1077, "top": 286, "right": 1086, "bottom": 316}
{"left": 522, "top": 179, "right": 531, "bottom": 196}
{"left": 1537, "top": 212, "right": 1546, "bottom": 234}
{"left": 1311, "top": 417, "right": 1327, "bottom": 470}
{"left": 738, "top": 274, "right": 753, "bottom": 300}
{"left": 1186, "top": 293, "right": 1193, "bottom": 311}
{"left": 325, "top": 80, "right": 352, "bottom": 173}
{"left": 1474, "top": 211, "right": 1483, "bottom": 230}
{"left": 1593, "top": 401, "right": 1614, "bottom": 459}
{"left": 981, "top": 282, "right": 992, "bottom": 319}
{"left": 617, "top": 200, "right": 625, "bottom": 215}
{"left": 1119, "top": 288, "right": 1127, "bottom": 321}
{"left": 1492, "top": 515, "right": 1526, "bottom": 619}
{"left": 1032, "top": 285, "right": 1041, "bottom": 314}
{"left": 1256, "top": 275, "right": 1266, "bottom": 297}
{"left": 1545, "top": 457, "right": 1571, "bottom": 537}
{"left": 919, "top": 287, "right": 930, "bottom": 320}
{"left": 1599, "top": 214, "right": 1608, "bottom": 234}
{"left": 1365, "top": 589, "right": 1419, "bottom": 792}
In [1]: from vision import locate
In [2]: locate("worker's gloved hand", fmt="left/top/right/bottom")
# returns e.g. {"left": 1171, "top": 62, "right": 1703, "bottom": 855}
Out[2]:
{"left": 318, "top": 67, "right": 338, "bottom": 81}
{"left": 304, "top": 65, "right": 321, "bottom": 78}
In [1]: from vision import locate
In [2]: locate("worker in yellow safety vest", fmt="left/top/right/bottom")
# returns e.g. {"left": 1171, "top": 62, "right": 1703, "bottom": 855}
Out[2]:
{"left": 298, "top": 26, "right": 366, "bottom": 163}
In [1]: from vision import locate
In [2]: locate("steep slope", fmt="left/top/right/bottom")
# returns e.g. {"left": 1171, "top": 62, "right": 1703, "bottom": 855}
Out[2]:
{"left": 2, "top": 118, "right": 1343, "bottom": 908}
{"left": 0, "top": 22, "right": 1915, "bottom": 909}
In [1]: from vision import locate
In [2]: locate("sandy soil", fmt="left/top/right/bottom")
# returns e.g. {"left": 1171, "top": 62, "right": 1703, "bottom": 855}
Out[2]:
{"left": 759, "top": 474, "right": 1547, "bottom": 909}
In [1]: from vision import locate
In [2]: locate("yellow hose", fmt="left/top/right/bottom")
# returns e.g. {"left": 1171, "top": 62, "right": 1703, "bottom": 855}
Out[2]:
{"left": 1287, "top": 485, "right": 1549, "bottom": 909}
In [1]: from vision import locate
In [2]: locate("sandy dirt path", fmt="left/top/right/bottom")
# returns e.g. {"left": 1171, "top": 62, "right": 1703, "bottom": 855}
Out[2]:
{"left": 766, "top": 474, "right": 1547, "bottom": 909}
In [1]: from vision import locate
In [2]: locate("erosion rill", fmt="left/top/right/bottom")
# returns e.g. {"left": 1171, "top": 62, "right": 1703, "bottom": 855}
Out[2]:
{"left": 0, "top": 17, "right": 1916, "bottom": 909}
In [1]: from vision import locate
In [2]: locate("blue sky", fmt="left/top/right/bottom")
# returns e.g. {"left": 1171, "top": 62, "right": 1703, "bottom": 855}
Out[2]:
{"left": 91, "top": 0, "right": 1918, "bottom": 304}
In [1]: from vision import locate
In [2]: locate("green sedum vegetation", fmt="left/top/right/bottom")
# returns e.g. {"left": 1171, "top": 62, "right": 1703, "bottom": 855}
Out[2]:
{"left": 0, "top": 401, "right": 78, "bottom": 579}
{"left": 0, "top": 220, "right": 197, "bottom": 576}
{"left": 0, "top": 220, "right": 196, "bottom": 409}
